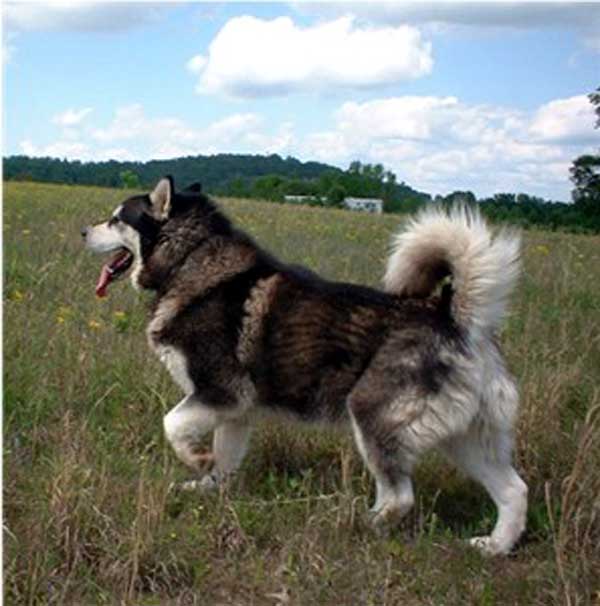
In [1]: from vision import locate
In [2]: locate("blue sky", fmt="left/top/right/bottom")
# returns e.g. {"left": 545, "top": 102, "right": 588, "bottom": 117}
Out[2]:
{"left": 3, "top": 1, "right": 600, "bottom": 200}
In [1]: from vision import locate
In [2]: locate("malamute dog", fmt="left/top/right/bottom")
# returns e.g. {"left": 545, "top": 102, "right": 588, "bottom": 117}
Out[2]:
{"left": 82, "top": 177, "right": 527, "bottom": 555}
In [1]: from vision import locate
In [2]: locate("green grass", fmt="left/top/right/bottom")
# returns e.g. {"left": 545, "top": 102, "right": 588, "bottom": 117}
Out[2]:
{"left": 4, "top": 181, "right": 600, "bottom": 605}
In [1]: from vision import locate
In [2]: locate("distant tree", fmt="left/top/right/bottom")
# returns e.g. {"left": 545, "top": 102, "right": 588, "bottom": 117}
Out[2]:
{"left": 443, "top": 190, "right": 477, "bottom": 205}
{"left": 571, "top": 154, "right": 600, "bottom": 216}
{"left": 326, "top": 184, "right": 346, "bottom": 207}
{"left": 252, "top": 174, "right": 286, "bottom": 201}
{"left": 382, "top": 170, "right": 397, "bottom": 204}
{"left": 370, "top": 163, "right": 385, "bottom": 181}
{"left": 589, "top": 86, "right": 600, "bottom": 128}
{"left": 120, "top": 170, "right": 140, "bottom": 189}
{"left": 228, "top": 176, "right": 251, "bottom": 198}
{"left": 570, "top": 87, "right": 600, "bottom": 219}
{"left": 493, "top": 192, "right": 517, "bottom": 205}
{"left": 348, "top": 160, "right": 362, "bottom": 174}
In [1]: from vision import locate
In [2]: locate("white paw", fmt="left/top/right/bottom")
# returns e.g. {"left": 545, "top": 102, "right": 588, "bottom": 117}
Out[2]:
{"left": 468, "top": 536, "right": 507, "bottom": 556}
{"left": 370, "top": 501, "right": 411, "bottom": 530}
{"left": 171, "top": 473, "right": 220, "bottom": 494}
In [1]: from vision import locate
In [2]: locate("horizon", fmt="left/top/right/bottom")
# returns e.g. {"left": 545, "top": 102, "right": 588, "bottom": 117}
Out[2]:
{"left": 0, "top": 150, "right": 585, "bottom": 202}
{"left": 4, "top": 1, "right": 600, "bottom": 202}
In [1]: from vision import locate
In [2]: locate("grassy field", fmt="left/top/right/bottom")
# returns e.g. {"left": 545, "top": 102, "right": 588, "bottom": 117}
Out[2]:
{"left": 4, "top": 181, "right": 600, "bottom": 605}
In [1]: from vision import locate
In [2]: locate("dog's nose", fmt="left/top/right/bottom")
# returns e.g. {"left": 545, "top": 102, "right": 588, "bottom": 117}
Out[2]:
{"left": 80, "top": 226, "right": 88, "bottom": 238}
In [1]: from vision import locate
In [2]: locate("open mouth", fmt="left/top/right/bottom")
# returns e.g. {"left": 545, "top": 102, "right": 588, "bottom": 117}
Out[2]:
{"left": 95, "top": 247, "right": 134, "bottom": 298}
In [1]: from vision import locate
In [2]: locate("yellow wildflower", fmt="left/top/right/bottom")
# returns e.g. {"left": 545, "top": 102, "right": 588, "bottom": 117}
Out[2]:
{"left": 113, "top": 311, "right": 127, "bottom": 319}
{"left": 88, "top": 320, "right": 102, "bottom": 330}
{"left": 57, "top": 316, "right": 65, "bottom": 324}
{"left": 535, "top": 245, "right": 550, "bottom": 255}
{"left": 12, "top": 290, "right": 24, "bottom": 301}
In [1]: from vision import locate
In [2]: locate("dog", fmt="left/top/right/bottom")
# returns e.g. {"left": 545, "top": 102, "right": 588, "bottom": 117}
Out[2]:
{"left": 82, "top": 176, "right": 528, "bottom": 555}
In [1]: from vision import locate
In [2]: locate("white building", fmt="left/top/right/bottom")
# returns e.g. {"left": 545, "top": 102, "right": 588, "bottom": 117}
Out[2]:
{"left": 284, "top": 195, "right": 326, "bottom": 204}
{"left": 343, "top": 197, "right": 384, "bottom": 214}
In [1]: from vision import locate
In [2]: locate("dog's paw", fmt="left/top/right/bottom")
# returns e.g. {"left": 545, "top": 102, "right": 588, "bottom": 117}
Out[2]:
{"left": 370, "top": 498, "right": 412, "bottom": 523}
{"left": 468, "top": 536, "right": 507, "bottom": 556}
{"left": 170, "top": 473, "right": 220, "bottom": 494}
{"left": 369, "top": 502, "right": 410, "bottom": 535}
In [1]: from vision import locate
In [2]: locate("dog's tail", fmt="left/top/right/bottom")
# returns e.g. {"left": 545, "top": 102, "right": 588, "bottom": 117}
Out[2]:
{"left": 383, "top": 204, "right": 520, "bottom": 336}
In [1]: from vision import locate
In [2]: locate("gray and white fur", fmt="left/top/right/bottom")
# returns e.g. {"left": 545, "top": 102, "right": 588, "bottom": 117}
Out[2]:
{"left": 82, "top": 179, "right": 527, "bottom": 555}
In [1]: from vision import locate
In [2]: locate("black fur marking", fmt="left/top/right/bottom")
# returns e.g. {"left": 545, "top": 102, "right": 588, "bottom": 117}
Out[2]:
{"left": 119, "top": 195, "right": 162, "bottom": 253}
{"left": 183, "top": 182, "right": 203, "bottom": 193}
{"left": 154, "top": 258, "right": 277, "bottom": 409}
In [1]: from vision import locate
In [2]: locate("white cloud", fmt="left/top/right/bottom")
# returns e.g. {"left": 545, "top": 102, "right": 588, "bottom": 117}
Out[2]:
{"left": 335, "top": 96, "right": 460, "bottom": 141}
{"left": 20, "top": 139, "right": 92, "bottom": 160}
{"left": 90, "top": 104, "right": 270, "bottom": 154}
{"left": 99, "top": 147, "right": 134, "bottom": 161}
{"left": 204, "top": 113, "right": 264, "bottom": 143}
{"left": 24, "top": 104, "right": 296, "bottom": 162}
{"left": 186, "top": 54, "right": 207, "bottom": 75}
{"left": 191, "top": 15, "right": 433, "bottom": 97}
{"left": 297, "top": 93, "right": 599, "bottom": 199}
{"left": 303, "top": 131, "right": 352, "bottom": 162}
{"left": 19, "top": 136, "right": 131, "bottom": 162}
{"left": 529, "top": 94, "right": 598, "bottom": 143}
{"left": 329, "top": 96, "right": 527, "bottom": 152}
{"left": 4, "top": 2, "right": 167, "bottom": 33}
{"left": 52, "top": 107, "right": 93, "bottom": 127}
{"left": 293, "top": 2, "right": 600, "bottom": 31}
{"left": 293, "top": 1, "right": 600, "bottom": 57}
{"left": 243, "top": 121, "right": 296, "bottom": 154}
{"left": 91, "top": 104, "right": 186, "bottom": 144}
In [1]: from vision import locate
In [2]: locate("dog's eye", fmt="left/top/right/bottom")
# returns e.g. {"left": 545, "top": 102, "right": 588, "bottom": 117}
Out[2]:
{"left": 108, "top": 216, "right": 121, "bottom": 227}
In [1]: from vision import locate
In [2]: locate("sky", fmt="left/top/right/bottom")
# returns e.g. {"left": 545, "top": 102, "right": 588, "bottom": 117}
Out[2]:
{"left": 3, "top": 1, "right": 600, "bottom": 200}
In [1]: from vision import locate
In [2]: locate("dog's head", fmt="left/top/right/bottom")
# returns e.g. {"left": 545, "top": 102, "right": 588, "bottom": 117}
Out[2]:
{"left": 82, "top": 176, "right": 227, "bottom": 296}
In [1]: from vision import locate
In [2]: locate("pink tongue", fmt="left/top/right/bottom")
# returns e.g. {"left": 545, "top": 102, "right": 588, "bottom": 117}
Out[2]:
{"left": 95, "top": 265, "right": 113, "bottom": 298}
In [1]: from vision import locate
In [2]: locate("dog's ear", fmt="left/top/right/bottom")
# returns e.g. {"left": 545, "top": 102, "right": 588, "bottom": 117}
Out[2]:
{"left": 183, "top": 182, "right": 202, "bottom": 194}
{"left": 149, "top": 176, "right": 175, "bottom": 219}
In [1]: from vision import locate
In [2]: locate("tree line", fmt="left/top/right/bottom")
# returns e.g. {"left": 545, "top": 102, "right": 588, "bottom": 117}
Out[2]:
{"left": 3, "top": 153, "right": 337, "bottom": 192}
{"left": 2, "top": 153, "right": 429, "bottom": 212}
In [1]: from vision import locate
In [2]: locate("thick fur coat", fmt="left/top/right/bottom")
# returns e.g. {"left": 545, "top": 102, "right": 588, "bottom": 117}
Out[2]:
{"left": 83, "top": 177, "right": 527, "bottom": 555}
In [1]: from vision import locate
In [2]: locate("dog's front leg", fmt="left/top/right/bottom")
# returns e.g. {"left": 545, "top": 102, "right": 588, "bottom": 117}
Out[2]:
{"left": 163, "top": 395, "right": 220, "bottom": 487}
{"left": 212, "top": 418, "right": 252, "bottom": 478}
{"left": 164, "top": 396, "right": 252, "bottom": 492}
{"left": 187, "top": 418, "right": 254, "bottom": 492}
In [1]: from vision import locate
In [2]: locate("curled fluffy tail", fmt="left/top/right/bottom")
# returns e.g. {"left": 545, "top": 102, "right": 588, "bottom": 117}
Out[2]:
{"left": 383, "top": 205, "right": 520, "bottom": 335}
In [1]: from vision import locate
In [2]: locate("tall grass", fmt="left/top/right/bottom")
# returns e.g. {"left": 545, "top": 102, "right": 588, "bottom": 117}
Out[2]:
{"left": 4, "top": 182, "right": 600, "bottom": 605}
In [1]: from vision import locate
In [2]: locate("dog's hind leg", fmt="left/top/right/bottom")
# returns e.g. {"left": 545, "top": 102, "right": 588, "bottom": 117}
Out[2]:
{"left": 354, "top": 424, "right": 415, "bottom": 529}
{"left": 442, "top": 423, "right": 528, "bottom": 555}
{"left": 348, "top": 390, "right": 417, "bottom": 530}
